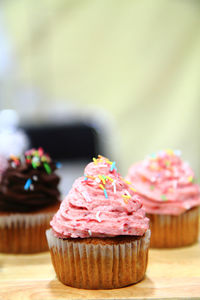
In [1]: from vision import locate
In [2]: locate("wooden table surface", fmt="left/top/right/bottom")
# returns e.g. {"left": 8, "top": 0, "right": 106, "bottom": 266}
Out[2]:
{"left": 0, "top": 241, "right": 200, "bottom": 300}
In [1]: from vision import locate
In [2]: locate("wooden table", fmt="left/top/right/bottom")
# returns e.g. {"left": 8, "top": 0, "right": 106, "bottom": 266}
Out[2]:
{"left": 0, "top": 242, "right": 200, "bottom": 300}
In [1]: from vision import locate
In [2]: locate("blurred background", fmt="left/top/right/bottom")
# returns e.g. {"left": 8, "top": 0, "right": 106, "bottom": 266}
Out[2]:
{"left": 0, "top": 0, "right": 200, "bottom": 193}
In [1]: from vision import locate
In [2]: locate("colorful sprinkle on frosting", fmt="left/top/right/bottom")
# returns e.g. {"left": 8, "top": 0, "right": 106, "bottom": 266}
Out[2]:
{"left": 161, "top": 194, "right": 167, "bottom": 201}
{"left": 24, "top": 178, "right": 32, "bottom": 190}
{"left": 82, "top": 155, "right": 139, "bottom": 204}
{"left": 9, "top": 148, "right": 57, "bottom": 175}
{"left": 8, "top": 148, "right": 61, "bottom": 193}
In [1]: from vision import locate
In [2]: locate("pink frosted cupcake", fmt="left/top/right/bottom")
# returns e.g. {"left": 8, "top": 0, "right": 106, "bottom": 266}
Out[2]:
{"left": 126, "top": 150, "right": 200, "bottom": 248}
{"left": 46, "top": 155, "right": 150, "bottom": 289}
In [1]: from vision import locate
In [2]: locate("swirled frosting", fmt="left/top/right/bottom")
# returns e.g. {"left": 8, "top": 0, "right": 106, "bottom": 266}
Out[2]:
{"left": 51, "top": 156, "right": 149, "bottom": 238}
{"left": 126, "top": 150, "right": 200, "bottom": 215}
{"left": 0, "top": 148, "right": 60, "bottom": 212}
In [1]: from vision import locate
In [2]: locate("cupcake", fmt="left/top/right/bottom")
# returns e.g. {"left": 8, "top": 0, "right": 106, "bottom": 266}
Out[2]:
{"left": 46, "top": 155, "right": 150, "bottom": 289}
{"left": 126, "top": 150, "right": 200, "bottom": 248}
{"left": 0, "top": 148, "right": 60, "bottom": 253}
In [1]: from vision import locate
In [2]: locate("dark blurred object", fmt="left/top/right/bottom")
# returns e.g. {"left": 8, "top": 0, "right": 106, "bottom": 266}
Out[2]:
{"left": 20, "top": 123, "right": 101, "bottom": 161}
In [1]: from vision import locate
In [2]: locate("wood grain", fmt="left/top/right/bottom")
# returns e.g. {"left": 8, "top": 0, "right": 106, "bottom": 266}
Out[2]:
{"left": 0, "top": 242, "right": 200, "bottom": 299}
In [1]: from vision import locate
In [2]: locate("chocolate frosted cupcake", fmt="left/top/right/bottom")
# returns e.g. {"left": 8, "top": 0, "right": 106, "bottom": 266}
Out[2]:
{"left": 46, "top": 155, "right": 150, "bottom": 289}
{"left": 0, "top": 148, "right": 60, "bottom": 253}
{"left": 126, "top": 150, "right": 200, "bottom": 248}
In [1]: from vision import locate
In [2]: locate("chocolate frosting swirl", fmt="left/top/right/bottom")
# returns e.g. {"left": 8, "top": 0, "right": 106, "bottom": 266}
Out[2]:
{"left": 0, "top": 148, "right": 60, "bottom": 212}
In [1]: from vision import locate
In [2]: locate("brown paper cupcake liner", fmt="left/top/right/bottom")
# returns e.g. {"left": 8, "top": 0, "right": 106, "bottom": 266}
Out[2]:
{"left": 46, "top": 229, "right": 151, "bottom": 289}
{"left": 0, "top": 212, "right": 55, "bottom": 253}
{"left": 147, "top": 206, "right": 199, "bottom": 248}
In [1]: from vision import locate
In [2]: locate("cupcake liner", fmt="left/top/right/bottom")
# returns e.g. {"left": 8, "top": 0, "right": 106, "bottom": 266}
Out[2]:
{"left": 0, "top": 212, "right": 55, "bottom": 253}
{"left": 147, "top": 206, "right": 199, "bottom": 248}
{"left": 46, "top": 229, "right": 151, "bottom": 289}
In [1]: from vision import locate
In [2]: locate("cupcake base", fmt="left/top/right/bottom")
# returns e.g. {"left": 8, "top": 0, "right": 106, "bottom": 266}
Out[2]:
{"left": 0, "top": 202, "right": 60, "bottom": 254}
{"left": 46, "top": 229, "right": 151, "bottom": 289}
{"left": 147, "top": 206, "right": 199, "bottom": 248}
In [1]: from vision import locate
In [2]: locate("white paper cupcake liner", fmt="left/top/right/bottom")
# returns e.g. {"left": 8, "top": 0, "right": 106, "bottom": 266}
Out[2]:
{"left": 0, "top": 212, "right": 55, "bottom": 253}
{"left": 46, "top": 229, "right": 151, "bottom": 289}
{"left": 147, "top": 206, "right": 199, "bottom": 248}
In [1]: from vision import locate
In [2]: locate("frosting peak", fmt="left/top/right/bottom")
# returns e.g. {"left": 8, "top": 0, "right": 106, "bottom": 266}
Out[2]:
{"left": 51, "top": 155, "right": 149, "bottom": 238}
{"left": 127, "top": 150, "right": 200, "bottom": 215}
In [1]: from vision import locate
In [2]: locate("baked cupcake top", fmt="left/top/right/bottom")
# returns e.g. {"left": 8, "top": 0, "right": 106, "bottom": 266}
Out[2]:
{"left": 51, "top": 155, "right": 149, "bottom": 238}
{"left": 0, "top": 148, "right": 60, "bottom": 212}
{"left": 126, "top": 150, "right": 200, "bottom": 215}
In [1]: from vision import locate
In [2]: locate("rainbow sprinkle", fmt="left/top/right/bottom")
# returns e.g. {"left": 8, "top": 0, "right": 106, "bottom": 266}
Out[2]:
{"left": 106, "top": 176, "right": 114, "bottom": 182}
{"left": 122, "top": 191, "right": 131, "bottom": 204}
{"left": 96, "top": 211, "right": 101, "bottom": 222}
{"left": 124, "top": 190, "right": 131, "bottom": 197}
{"left": 130, "top": 187, "right": 137, "bottom": 192}
{"left": 123, "top": 179, "right": 131, "bottom": 185}
{"left": 110, "top": 161, "right": 116, "bottom": 172}
{"left": 32, "top": 161, "right": 38, "bottom": 169}
{"left": 99, "top": 183, "right": 108, "bottom": 199}
{"left": 122, "top": 194, "right": 131, "bottom": 199}
{"left": 123, "top": 198, "right": 128, "bottom": 204}
{"left": 30, "top": 184, "right": 34, "bottom": 191}
{"left": 161, "top": 194, "right": 167, "bottom": 201}
{"left": 165, "top": 160, "right": 171, "bottom": 167}
{"left": 38, "top": 147, "right": 44, "bottom": 156}
{"left": 99, "top": 184, "right": 104, "bottom": 190}
{"left": 10, "top": 155, "right": 20, "bottom": 166}
{"left": 106, "top": 160, "right": 112, "bottom": 165}
{"left": 33, "top": 175, "right": 38, "bottom": 181}
{"left": 44, "top": 162, "right": 52, "bottom": 174}
{"left": 98, "top": 175, "right": 106, "bottom": 185}
{"left": 112, "top": 180, "right": 116, "bottom": 193}
{"left": 86, "top": 175, "right": 95, "bottom": 180}
{"left": 24, "top": 178, "right": 32, "bottom": 190}
{"left": 188, "top": 176, "right": 194, "bottom": 183}
{"left": 166, "top": 149, "right": 174, "bottom": 156}
{"left": 56, "top": 162, "right": 62, "bottom": 169}
{"left": 82, "top": 191, "right": 91, "bottom": 202}
{"left": 104, "top": 189, "right": 108, "bottom": 199}
{"left": 93, "top": 157, "right": 97, "bottom": 165}
{"left": 11, "top": 161, "right": 16, "bottom": 168}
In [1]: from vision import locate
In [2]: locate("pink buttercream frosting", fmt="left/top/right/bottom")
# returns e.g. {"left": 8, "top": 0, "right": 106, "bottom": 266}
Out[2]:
{"left": 126, "top": 150, "right": 200, "bottom": 215}
{"left": 51, "top": 156, "right": 149, "bottom": 238}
